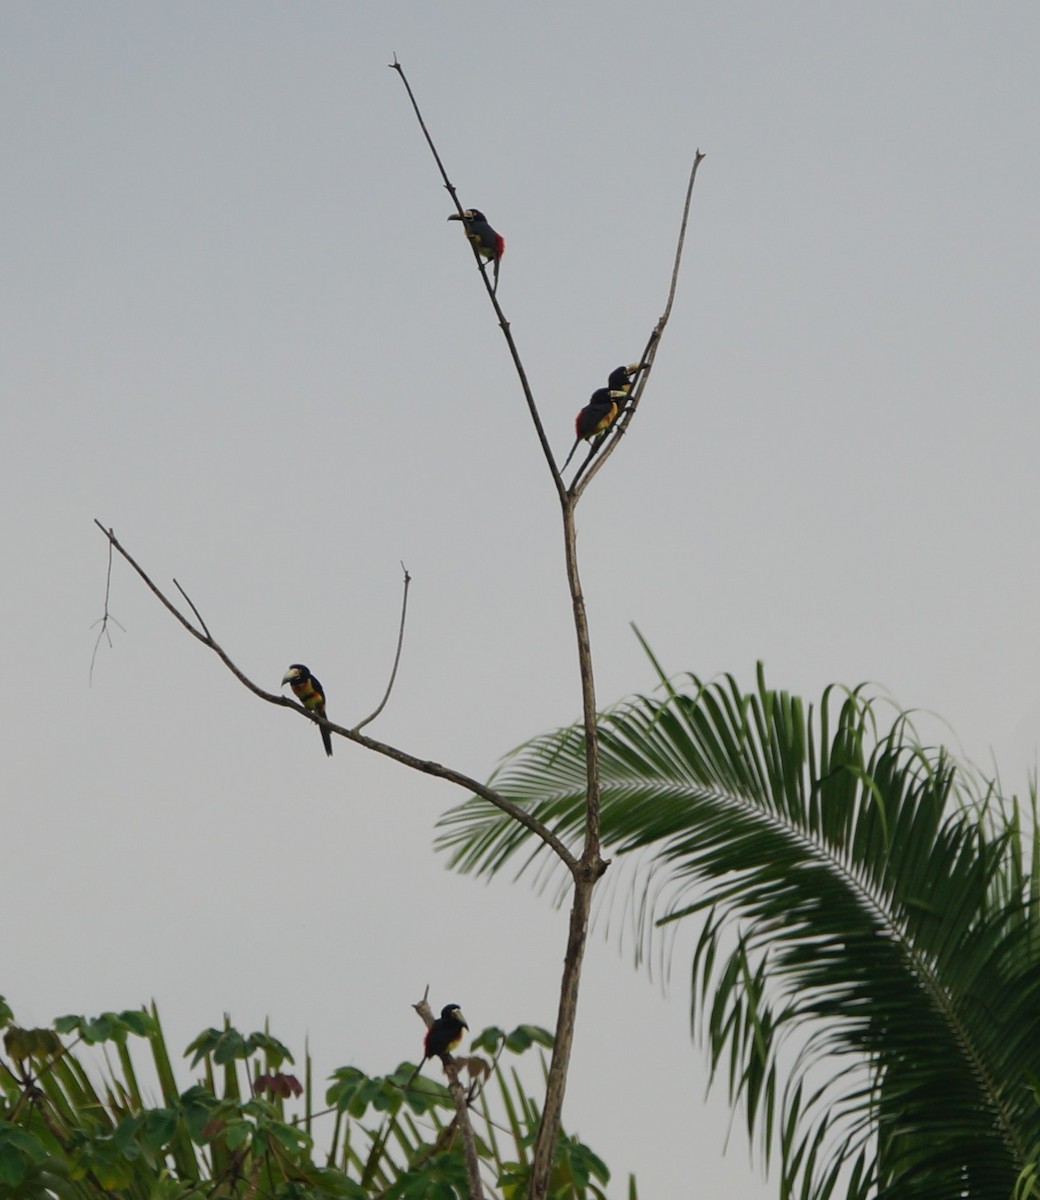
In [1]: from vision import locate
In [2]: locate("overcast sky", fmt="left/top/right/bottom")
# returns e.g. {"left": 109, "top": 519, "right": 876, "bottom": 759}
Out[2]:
{"left": 3, "top": 4, "right": 1039, "bottom": 1197}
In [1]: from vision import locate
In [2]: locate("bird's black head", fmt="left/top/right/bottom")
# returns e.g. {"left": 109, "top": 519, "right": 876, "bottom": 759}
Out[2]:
{"left": 587, "top": 387, "right": 615, "bottom": 407}
{"left": 441, "top": 1003, "right": 467, "bottom": 1027}
{"left": 281, "top": 664, "right": 309, "bottom": 686}
{"left": 447, "top": 208, "right": 486, "bottom": 224}
{"left": 607, "top": 363, "right": 647, "bottom": 391}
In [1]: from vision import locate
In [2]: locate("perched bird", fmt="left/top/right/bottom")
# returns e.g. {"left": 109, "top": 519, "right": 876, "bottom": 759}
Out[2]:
{"left": 448, "top": 208, "right": 505, "bottom": 293}
{"left": 560, "top": 387, "right": 627, "bottom": 472}
{"left": 607, "top": 362, "right": 647, "bottom": 393}
{"left": 408, "top": 1004, "right": 469, "bottom": 1086}
{"left": 281, "top": 664, "right": 332, "bottom": 757}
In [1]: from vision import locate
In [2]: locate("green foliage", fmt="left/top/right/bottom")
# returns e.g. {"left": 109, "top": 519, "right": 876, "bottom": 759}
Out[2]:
{"left": 437, "top": 663, "right": 1040, "bottom": 1200}
{"left": 0, "top": 1123, "right": 48, "bottom": 1189}
{"left": 185, "top": 1026, "right": 293, "bottom": 1069}
{"left": 0, "top": 1004, "right": 614, "bottom": 1199}
{"left": 500, "top": 1133, "right": 610, "bottom": 1200}
{"left": 54, "top": 1010, "right": 157, "bottom": 1045}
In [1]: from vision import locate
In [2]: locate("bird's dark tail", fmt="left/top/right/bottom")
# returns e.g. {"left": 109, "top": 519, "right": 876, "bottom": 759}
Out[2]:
{"left": 560, "top": 438, "right": 581, "bottom": 473}
{"left": 320, "top": 722, "right": 333, "bottom": 757}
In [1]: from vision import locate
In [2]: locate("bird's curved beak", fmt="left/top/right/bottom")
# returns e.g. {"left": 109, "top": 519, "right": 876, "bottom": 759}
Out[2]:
{"left": 281, "top": 670, "right": 296, "bottom": 686}
{"left": 453, "top": 1007, "right": 468, "bottom": 1027}
{"left": 447, "top": 212, "right": 463, "bottom": 221}
{"left": 627, "top": 362, "right": 647, "bottom": 373}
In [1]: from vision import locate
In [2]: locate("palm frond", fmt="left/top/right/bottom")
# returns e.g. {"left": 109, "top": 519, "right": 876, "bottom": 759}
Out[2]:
{"left": 437, "top": 666, "right": 1040, "bottom": 1199}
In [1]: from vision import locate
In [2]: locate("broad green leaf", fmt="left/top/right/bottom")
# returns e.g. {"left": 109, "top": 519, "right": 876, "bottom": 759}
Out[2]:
{"left": 0, "top": 1123, "right": 48, "bottom": 1162}
{"left": 0, "top": 1144, "right": 28, "bottom": 1187}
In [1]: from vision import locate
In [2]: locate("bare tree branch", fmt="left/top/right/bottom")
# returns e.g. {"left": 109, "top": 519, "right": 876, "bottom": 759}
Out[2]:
{"left": 572, "top": 150, "right": 706, "bottom": 499}
{"left": 521, "top": 495, "right": 606, "bottom": 1200}
{"left": 353, "top": 563, "right": 411, "bottom": 734}
{"left": 89, "top": 529, "right": 127, "bottom": 684}
{"left": 526, "top": 153, "right": 709, "bottom": 1181}
{"left": 389, "top": 65, "right": 709, "bottom": 1200}
{"left": 390, "top": 57, "right": 565, "bottom": 501}
{"left": 93, "top": 520, "right": 578, "bottom": 874}
{"left": 411, "top": 985, "right": 432, "bottom": 1023}
{"left": 89, "top": 73, "right": 702, "bottom": 1200}
{"left": 390, "top": 57, "right": 606, "bottom": 1200}
{"left": 441, "top": 1057, "right": 484, "bottom": 1199}
{"left": 388, "top": 56, "right": 459, "bottom": 211}
{"left": 173, "top": 578, "right": 212, "bottom": 640}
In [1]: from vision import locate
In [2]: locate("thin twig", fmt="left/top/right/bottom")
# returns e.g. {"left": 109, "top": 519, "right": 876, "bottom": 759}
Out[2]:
{"left": 389, "top": 56, "right": 458, "bottom": 210}
{"left": 174, "top": 579, "right": 212, "bottom": 640}
{"left": 353, "top": 563, "right": 411, "bottom": 733}
{"left": 572, "top": 150, "right": 706, "bottom": 499}
{"left": 93, "top": 521, "right": 579, "bottom": 873}
{"left": 89, "top": 530, "right": 127, "bottom": 684}
{"left": 390, "top": 56, "right": 566, "bottom": 501}
{"left": 93, "top": 520, "right": 204, "bottom": 639}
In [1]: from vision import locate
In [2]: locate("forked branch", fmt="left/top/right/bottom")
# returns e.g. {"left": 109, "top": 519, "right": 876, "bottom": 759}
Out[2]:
{"left": 572, "top": 149, "right": 706, "bottom": 497}
{"left": 391, "top": 60, "right": 703, "bottom": 1200}
{"left": 389, "top": 57, "right": 565, "bottom": 501}
{"left": 92, "top": 520, "right": 578, "bottom": 874}
{"left": 89, "top": 531, "right": 126, "bottom": 684}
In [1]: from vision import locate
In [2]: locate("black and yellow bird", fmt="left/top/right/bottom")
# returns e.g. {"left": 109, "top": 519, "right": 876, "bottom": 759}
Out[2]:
{"left": 560, "top": 363, "right": 648, "bottom": 473}
{"left": 281, "top": 664, "right": 332, "bottom": 757}
{"left": 408, "top": 1004, "right": 469, "bottom": 1086}
{"left": 560, "top": 387, "right": 627, "bottom": 472}
{"left": 448, "top": 208, "right": 505, "bottom": 293}
{"left": 607, "top": 362, "right": 647, "bottom": 394}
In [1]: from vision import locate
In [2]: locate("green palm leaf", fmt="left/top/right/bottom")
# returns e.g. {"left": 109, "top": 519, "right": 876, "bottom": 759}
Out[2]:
{"left": 436, "top": 666, "right": 1040, "bottom": 1200}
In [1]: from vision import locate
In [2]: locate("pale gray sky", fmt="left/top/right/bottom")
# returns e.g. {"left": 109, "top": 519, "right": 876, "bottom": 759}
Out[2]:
{"left": 3, "top": 4, "right": 1039, "bottom": 1197}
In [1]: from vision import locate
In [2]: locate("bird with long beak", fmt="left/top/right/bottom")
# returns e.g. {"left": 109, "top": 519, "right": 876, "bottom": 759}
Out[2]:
{"left": 281, "top": 664, "right": 332, "bottom": 757}
{"left": 408, "top": 1003, "right": 469, "bottom": 1087}
{"left": 560, "top": 388, "right": 626, "bottom": 472}
{"left": 560, "top": 363, "right": 648, "bottom": 473}
{"left": 448, "top": 208, "right": 505, "bottom": 293}
{"left": 607, "top": 362, "right": 648, "bottom": 394}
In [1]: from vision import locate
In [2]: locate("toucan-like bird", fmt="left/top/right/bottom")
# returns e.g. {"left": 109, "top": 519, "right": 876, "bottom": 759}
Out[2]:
{"left": 408, "top": 1003, "right": 469, "bottom": 1086}
{"left": 448, "top": 209, "right": 505, "bottom": 293}
{"left": 607, "top": 362, "right": 647, "bottom": 393}
{"left": 560, "top": 387, "right": 627, "bottom": 472}
{"left": 560, "top": 363, "right": 648, "bottom": 473}
{"left": 281, "top": 664, "right": 332, "bottom": 757}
